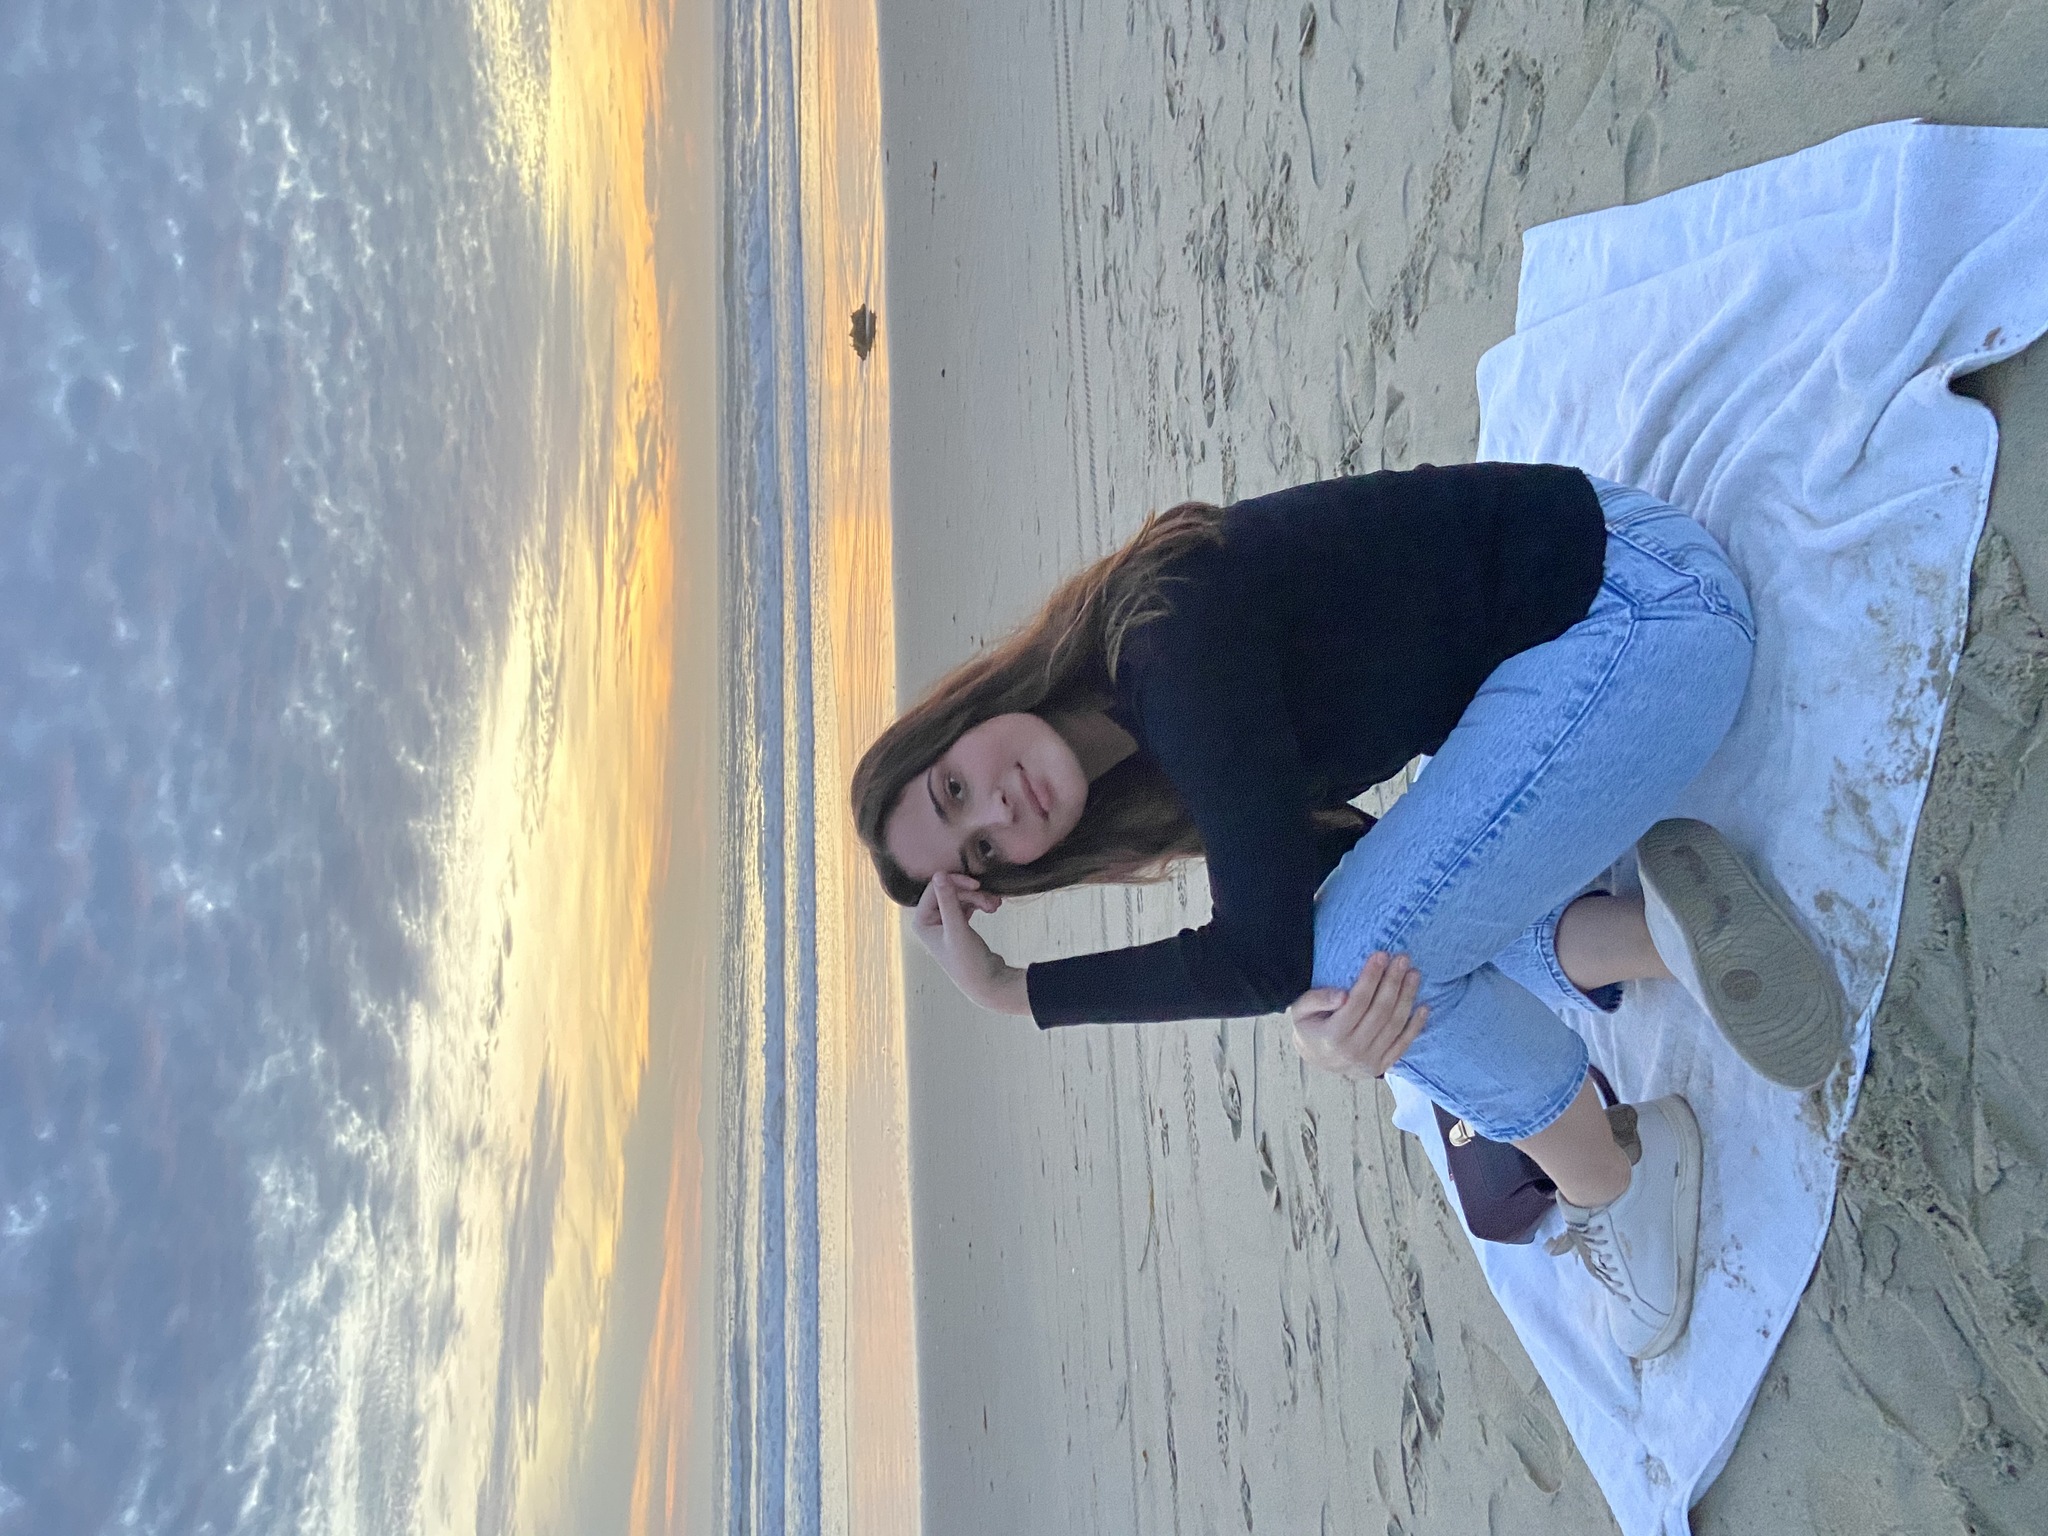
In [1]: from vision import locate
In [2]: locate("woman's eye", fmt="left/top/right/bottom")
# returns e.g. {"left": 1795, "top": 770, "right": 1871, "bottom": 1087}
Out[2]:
{"left": 946, "top": 775, "right": 963, "bottom": 800}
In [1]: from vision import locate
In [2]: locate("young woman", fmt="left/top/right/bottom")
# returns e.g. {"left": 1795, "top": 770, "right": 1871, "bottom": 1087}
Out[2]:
{"left": 852, "top": 462, "right": 1846, "bottom": 1361}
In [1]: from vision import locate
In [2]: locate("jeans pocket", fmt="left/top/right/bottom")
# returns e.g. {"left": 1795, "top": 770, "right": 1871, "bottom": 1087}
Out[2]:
{"left": 1605, "top": 515, "right": 1757, "bottom": 639}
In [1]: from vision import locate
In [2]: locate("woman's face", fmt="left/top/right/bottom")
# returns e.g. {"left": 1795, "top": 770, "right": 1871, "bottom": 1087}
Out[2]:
{"left": 883, "top": 712, "right": 1089, "bottom": 883}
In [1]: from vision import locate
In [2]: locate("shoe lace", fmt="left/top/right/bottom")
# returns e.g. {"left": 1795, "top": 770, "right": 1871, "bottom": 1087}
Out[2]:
{"left": 1546, "top": 1220, "right": 1625, "bottom": 1296}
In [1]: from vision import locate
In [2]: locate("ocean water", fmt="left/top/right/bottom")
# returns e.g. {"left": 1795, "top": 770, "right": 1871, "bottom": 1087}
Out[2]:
{"left": 0, "top": 0, "right": 678, "bottom": 1530}
{"left": 712, "top": 0, "right": 917, "bottom": 1530}
{"left": 718, "top": 0, "right": 823, "bottom": 1525}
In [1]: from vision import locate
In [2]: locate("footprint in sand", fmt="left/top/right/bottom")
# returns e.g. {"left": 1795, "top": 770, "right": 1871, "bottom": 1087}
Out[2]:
{"left": 1162, "top": 23, "right": 1186, "bottom": 120}
{"left": 1464, "top": 1329, "right": 1565, "bottom": 1493}
{"left": 1280, "top": 1305, "right": 1298, "bottom": 1399}
{"left": 1444, "top": 0, "right": 1474, "bottom": 47}
{"left": 1299, "top": 1108, "right": 1340, "bottom": 1255}
{"left": 1381, "top": 384, "right": 1413, "bottom": 469}
{"left": 1303, "top": 1295, "right": 1325, "bottom": 1394}
{"left": 1500, "top": 56, "right": 1544, "bottom": 182}
{"left": 1724, "top": 0, "right": 1863, "bottom": 51}
{"left": 1212, "top": 1032, "right": 1243, "bottom": 1139}
{"left": 1378, "top": 1257, "right": 1446, "bottom": 1517}
{"left": 1257, "top": 1129, "right": 1284, "bottom": 1211}
{"left": 1296, "top": 4, "right": 1322, "bottom": 187}
{"left": 1624, "top": 111, "right": 1662, "bottom": 203}
{"left": 1398, "top": 1379, "right": 1431, "bottom": 1515}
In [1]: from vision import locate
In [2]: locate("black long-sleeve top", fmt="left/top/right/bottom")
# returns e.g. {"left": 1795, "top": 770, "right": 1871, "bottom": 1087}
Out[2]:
{"left": 1024, "top": 461, "right": 1606, "bottom": 1027}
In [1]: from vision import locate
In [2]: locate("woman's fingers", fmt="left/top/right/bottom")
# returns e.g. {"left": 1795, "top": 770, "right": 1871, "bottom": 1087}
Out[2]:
{"left": 1353, "top": 952, "right": 1390, "bottom": 992}
{"left": 918, "top": 872, "right": 1000, "bottom": 919}
{"left": 932, "top": 874, "right": 992, "bottom": 956}
{"left": 931, "top": 872, "right": 968, "bottom": 935}
{"left": 909, "top": 881, "right": 944, "bottom": 955}
{"left": 945, "top": 874, "right": 1002, "bottom": 915}
{"left": 928, "top": 878, "right": 974, "bottom": 979}
{"left": 1291, "top": 954, "right": 1377, "bottom": 1069}
{"left": 1359, "top": 963, "right": 1424, "bottom": 1061}
{"left": 1295, "top": 951, "right": 1429, "bottom": 1079}
{"left": 1376, "top": 1004, "right": 1428, "bottom": 1076}
{"left": 1328, "top": 953, "right": 1405, "bottom": 1047}
{"left": 922, "top": 872, "right": 1013, "bottom": 1009}
{"left": 913, "top": 874, "right": 975, "bottom": 956}
{"left": 1326, "top": 954, "right": 1388, "bottom": 1029}
{"left": 1286, "top": 986, "right": 1350, "bottom": 1031}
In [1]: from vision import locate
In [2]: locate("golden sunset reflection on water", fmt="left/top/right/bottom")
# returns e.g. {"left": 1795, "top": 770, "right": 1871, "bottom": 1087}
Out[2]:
{"left": 798, "top": 0, "right": 923, "bottom": 1529}
{"left": 408, "top": 0, "right": 679, "bottom": 1530}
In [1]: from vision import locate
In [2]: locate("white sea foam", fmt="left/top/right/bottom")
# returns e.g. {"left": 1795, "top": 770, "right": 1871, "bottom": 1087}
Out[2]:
{"left": 715, "top": 0, "right": 836, "bottom": 1529}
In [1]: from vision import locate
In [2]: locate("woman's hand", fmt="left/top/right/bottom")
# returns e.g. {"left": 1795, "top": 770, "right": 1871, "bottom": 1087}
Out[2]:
{"left": 1289, "top": 952, "right": 1429, "bottom": 1080}
{"left": 911, "top": 872, "right": 1031, "bottom": 1015}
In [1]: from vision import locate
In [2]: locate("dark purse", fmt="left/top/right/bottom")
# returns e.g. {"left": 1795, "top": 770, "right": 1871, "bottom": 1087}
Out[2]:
{"left": 1431, "top": 1066, "right": 1620, "bottom": 1244}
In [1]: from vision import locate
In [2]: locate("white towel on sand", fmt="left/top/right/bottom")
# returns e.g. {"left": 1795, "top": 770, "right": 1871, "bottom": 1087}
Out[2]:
{"left": 1384, "top": 120, "right": 2048, "bottom": 1536}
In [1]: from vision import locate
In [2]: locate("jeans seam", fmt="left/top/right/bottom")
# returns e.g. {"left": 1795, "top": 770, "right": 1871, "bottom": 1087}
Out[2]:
{"left": 1498, "top": 1043, "right": 1594, "bottom": 1141}
{"left": 1608, "top": 525, "right": 1757, "bottom": 642}
{"left": 1630, "top": 598, "right": 1758, "bottom": 646}
{"left": 1532, "top": 906, "right": 1610, "bottom": 1014}
{"left": 1602, "top": 503, "right": 1668, "bottom": 531}
{"left": 1400, "top": 1030, "right": 1589, "bottom": 1143}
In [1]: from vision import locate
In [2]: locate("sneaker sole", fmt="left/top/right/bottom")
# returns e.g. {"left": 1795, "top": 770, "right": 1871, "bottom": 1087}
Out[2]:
{"left": 1632, "top": 1095, "right": 1701, "bottom": 1362}
{"left": 1638, "top": 818, "right": 1848, "bottom": 1090}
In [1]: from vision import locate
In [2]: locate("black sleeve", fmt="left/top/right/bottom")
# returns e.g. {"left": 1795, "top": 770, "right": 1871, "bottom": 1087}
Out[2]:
{"left": 1024, "top": 580, "right": 1333, "bottom": 1025}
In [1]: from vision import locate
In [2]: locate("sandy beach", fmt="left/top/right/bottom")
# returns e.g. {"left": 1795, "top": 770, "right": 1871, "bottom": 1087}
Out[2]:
{"left": 874, "top": 2, "right": 2048, "bottom": 1531}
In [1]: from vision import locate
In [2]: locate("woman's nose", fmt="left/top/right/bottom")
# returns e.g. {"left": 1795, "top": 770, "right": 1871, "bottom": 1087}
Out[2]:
{"left": 986, "top": 778, "right": 1018, "bottom": 825}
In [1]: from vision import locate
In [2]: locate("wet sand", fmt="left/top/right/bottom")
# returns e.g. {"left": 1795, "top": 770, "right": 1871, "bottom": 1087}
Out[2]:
{"left": 876, "top": 2, "right": 2048, "bottom": 1530}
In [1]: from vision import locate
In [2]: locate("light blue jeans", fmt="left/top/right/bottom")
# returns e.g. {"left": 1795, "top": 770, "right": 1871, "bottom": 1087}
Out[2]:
{"left": 1311, "top": 479, "right": 1756, "bottom": 1140}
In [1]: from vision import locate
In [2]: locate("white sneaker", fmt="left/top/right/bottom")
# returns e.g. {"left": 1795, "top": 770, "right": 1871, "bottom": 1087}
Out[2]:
{"left": 1547, "top": 1095, "right": 1702, "bottom": 1361}
{"left": 1637, "top": 818, "right": 1848, "bottom": 1090}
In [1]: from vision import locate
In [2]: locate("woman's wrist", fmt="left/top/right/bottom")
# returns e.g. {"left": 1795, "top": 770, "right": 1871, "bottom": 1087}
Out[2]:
{"left": 982, "top": 961, "right": 1032, "bottom": 1017}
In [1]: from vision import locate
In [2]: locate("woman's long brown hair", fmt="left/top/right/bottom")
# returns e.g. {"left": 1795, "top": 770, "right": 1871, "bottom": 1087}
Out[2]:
{"left": 851, "top": 501, "right": 1230, "bottom": 905}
